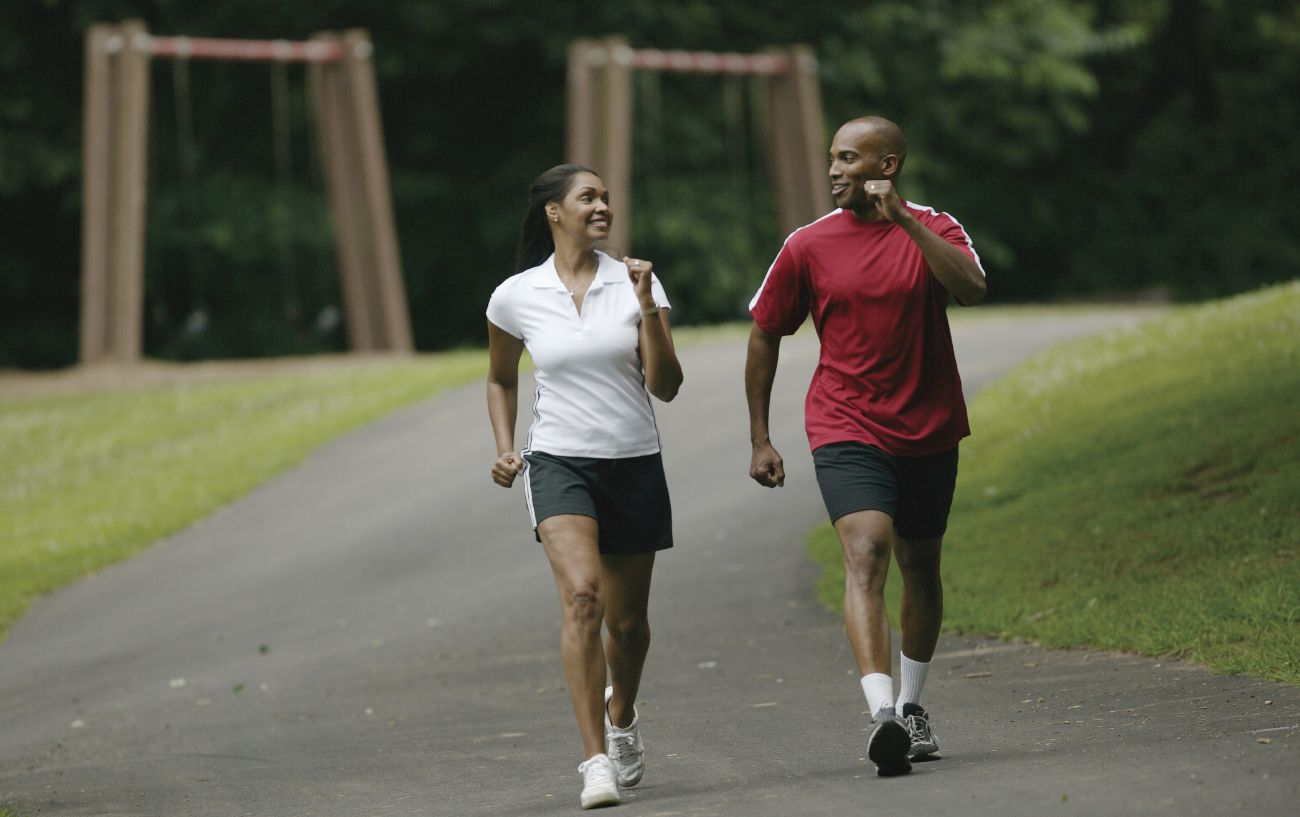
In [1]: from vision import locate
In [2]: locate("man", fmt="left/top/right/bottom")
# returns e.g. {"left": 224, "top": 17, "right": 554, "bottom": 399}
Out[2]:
{"left": 745, "top": 116, "right": 986, "bottom": 777}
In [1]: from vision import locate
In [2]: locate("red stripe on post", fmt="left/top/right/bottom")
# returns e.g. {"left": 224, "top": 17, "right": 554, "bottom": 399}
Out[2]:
{"left": 143, "top": 36, "right": 346, "bottom": 63}
{"left": 627, "top": 48, "right": 791, "bottom": 75}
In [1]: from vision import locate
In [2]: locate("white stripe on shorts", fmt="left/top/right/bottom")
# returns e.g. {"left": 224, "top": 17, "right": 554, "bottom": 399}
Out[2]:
{"left": 520, "top": 447, "right": 538, "bottom": 529}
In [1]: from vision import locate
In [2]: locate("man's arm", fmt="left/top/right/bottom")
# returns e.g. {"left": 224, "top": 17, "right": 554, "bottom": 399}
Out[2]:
{"left": 745, "top": 324, "right": 786, "bottom": 488}
{"left": 899, "top": 217, "right": 987, "bottom": 305}
{"left": 866, "top": 180, "right": 987, "bottom": 306}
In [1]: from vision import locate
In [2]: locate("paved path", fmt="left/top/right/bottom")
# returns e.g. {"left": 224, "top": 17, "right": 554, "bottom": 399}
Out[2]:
{"left": 1, "top": 309, "right": 1296, "bottom": 816}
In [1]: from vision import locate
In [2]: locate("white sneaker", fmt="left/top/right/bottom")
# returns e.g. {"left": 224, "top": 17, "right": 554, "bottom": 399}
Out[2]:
{"left": 577, "top": 753, "right": 620, "bottom": 809}
{"left": 604, "top": 685, "right": 645, "bottom": 786}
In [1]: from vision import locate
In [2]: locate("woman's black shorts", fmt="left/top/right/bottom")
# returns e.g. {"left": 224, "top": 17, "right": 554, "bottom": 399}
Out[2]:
{"left": 522, "top": 450, "right": 673, "bottom": 554}
{"left": 812, "top": 441, "right": 959, "bottom": 540}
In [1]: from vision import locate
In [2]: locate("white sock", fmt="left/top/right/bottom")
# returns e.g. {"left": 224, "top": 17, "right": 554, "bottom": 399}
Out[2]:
{"left": 896, "top": 653, "right": 930, "bottom": 711}
{"left": 860, "top": 673, "right": 894, "bottom": 715}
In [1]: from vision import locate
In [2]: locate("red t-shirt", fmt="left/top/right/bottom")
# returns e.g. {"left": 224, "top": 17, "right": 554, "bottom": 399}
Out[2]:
{"left": 749, "top": 205, "right": 984, "bottom": 457}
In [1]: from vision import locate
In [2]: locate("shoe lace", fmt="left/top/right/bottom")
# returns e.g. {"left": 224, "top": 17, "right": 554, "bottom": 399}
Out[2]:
{"left": 607, "top": 726, "right": 638, "bottom": 762}
{"left": 579, "top": 756, "right": 616, "bottom": 786}
{"left": 905, "top": 712, "right": 931, "bottom": 741}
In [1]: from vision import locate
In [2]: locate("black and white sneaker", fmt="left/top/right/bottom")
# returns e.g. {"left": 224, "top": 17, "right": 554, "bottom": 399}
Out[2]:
{"left": 901, "top": 702, "right": 939, "bottom": 759}
{"left": 866, "top": 705, "right": 912, "bottom": 777}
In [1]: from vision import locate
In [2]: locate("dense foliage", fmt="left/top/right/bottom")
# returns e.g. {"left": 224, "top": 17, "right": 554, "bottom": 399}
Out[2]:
{"left": 2, "top": 0, "right": 1296, "bottom": 367}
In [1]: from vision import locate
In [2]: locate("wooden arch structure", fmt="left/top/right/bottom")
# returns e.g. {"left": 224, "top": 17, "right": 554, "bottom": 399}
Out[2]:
{"left": 566, "top": 37, "right": 827, "bottom": 254}
{"left": 79, "top": 20, "right": 412, "bottom": 364}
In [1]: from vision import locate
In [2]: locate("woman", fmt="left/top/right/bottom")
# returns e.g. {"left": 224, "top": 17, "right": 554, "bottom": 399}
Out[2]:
{"left": 485, "top": 164, "right": 684, "bottom": 809}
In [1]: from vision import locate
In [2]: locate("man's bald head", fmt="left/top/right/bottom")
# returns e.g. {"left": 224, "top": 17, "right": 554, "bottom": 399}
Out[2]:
{"left": 834, "top": 116, "right": 908, "bottom": 178}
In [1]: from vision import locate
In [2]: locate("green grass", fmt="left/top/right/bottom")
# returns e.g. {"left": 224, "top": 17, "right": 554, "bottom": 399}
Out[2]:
{"left": 810, "top": 281, "right": 1300, "bottom": 684}
{"left": 0, "top": 351, "right": 489, "bottom": 640}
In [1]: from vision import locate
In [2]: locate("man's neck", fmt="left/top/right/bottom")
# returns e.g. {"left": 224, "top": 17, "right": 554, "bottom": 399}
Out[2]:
{"left": 849, "top": 204, "right": 887, "bottom": 222}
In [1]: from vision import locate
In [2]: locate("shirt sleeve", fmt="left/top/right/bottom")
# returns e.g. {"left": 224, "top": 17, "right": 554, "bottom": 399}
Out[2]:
{"left": 748, "top": 238, "right": 809, "bottom": 336}
{"left": 934, "top": 212, "right": 986, "bottom": 277}
{"left": 485, "top": 279, "right": 523, "bottom": 339}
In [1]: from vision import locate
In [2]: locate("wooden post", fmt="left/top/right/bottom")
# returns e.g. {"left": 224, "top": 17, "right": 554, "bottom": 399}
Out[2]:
{"left": 566, "top": 39, "right": 597, "bottom": 168}
{"left": 105, "top": 20, "right": 152, "bottom": 361}
{"left": 309, "top": 32, "right": 377, "bottom": 351}
{"left": 79, "top": 24, "right": 114, "bottom": 363}
{"left": 789, "top": 45, "right": 827, "bottom": 224}
{"left": 766, "top": 48, "right": 804, "bottom": 237}
{"left": 565, "top": 39, "right": 633, "bottom": 254}
{"left": 79, "top": 19, "right": 152, "bottom": 363}
{"left": 598, "top": 37, "right": 634, "bottom": 255}
{"left": 341, "top": 29, "right": 412, "bottom": 353}
{"left": 765, "top": 45, "right": 826, "bottom": 236}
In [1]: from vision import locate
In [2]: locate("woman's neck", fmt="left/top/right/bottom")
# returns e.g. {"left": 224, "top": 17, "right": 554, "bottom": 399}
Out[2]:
{"left": 553, "top": 239, "right": 598, "bottom": 279}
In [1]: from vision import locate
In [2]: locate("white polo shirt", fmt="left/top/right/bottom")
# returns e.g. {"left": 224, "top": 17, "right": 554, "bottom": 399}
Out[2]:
{"left": 486, "top": 250, "right": 672, "bottom": 458}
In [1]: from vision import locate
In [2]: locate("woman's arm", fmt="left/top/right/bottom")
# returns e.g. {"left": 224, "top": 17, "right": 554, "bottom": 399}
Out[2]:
{"left": 626, "top": 257, "right": 683, "bottom": 402}
{"left": 486, "top": 321, "right": 526, "bottom": 487}
{"left": 639, "top": 307, "right": 683, "bottom": 402}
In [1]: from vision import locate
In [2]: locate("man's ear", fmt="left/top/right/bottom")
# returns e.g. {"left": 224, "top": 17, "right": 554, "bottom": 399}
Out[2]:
{"left": 881, "top": 153, "right": 900, "bottom": 178}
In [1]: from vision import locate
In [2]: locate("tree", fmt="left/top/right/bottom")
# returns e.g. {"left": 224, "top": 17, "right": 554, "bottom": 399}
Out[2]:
{"left": 2, "top": 0, "right": 1294, "bottom": 368}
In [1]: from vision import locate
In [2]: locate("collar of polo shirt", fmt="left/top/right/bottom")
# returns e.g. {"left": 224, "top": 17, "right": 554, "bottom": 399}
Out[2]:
{"left": 529, "top": 251, "right": 629, "bottom": 290}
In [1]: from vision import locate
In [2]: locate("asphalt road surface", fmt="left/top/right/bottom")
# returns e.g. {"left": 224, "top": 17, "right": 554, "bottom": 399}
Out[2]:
{"left": 2, "top": 309, "right": 1296, "bottom": 816}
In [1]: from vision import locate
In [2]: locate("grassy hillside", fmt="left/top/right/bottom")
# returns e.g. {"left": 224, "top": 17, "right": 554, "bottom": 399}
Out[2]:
{"left": 810, "top": 281, "right": 1300, "bottom": 684}
{"left": 0, "top": 352, "right": 487, "bottom": 639}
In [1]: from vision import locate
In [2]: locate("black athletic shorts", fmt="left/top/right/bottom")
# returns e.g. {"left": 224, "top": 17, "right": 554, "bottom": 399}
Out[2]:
{"left": 522, "top": 450, "right": 673, "bottom": 554}
{"left": 812, "top": 441, "right": 959, "bottom": 540}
